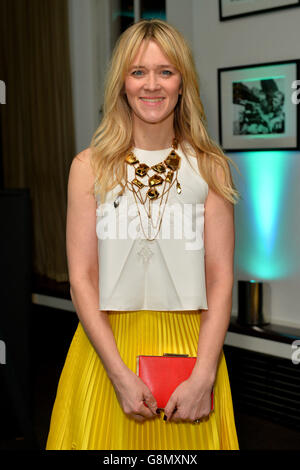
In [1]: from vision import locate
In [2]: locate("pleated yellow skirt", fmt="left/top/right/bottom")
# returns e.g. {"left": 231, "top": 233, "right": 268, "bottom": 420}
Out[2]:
{"left": 46, "top": 310, "right": 239, "bottom": 450}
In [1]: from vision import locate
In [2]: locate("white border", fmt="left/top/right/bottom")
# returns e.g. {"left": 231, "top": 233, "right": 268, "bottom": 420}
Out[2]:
{"left": 221, "top": 0, "right": 299, "bottom": 17}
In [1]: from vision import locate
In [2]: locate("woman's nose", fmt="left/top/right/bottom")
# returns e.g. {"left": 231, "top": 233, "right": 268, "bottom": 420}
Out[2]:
{"left": 144, "top": 72, "right": 160, "bottom": 90}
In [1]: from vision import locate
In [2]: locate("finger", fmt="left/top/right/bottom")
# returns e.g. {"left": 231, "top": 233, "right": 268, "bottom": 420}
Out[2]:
{"left": 143, "top": 400, "right": 160, "bottom": 417}
{"left": 143, "top": 391, "right": 158, "bottom": 415}
{"left": 169, "top": 410, "right": 182, "bottom": 423}
{"left": 164, "top": 398, "right": 178, "bottom": 422}
{"left": 138, "top": 402, "right": 156, "bottom": 419}
{"left": 143, "top": 400, "right": 158, "bottom": 416}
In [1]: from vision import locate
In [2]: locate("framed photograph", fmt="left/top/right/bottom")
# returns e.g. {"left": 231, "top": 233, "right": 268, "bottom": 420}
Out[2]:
{"left": 219, "top": 0, "right": 300, "bottom": 21}
{"left": 218, "top": 60, "right": 300, "bottom": 151}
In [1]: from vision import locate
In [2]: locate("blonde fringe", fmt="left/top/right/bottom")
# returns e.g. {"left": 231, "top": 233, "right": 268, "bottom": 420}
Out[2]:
{"left": 90, "top": 19, "right": 240, "bottom": 205}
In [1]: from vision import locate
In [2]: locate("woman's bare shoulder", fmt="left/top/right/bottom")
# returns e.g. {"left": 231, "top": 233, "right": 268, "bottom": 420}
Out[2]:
{"left": 69, "top": 148, "right": 95, "bottom": 195}
{"left": 71, "top": 147, "right": 95, "bottom": 175}
{"left": 72, "top": 147, "right": 93, "bottom": 170}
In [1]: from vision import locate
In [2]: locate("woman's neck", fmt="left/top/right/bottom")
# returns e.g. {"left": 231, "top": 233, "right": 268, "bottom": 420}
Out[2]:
{"left": 132, "top": 116, "right": 175, "bottom": 150}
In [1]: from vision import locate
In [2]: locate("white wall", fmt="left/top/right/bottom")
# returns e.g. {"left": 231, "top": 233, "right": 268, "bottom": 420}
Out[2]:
{"left": 186, "top": 0, "right": 300, "bottom": 326}
{"left": 166, "top": 0, "right": 194, "bottom": 53}
{"left": 68, "top": 0, "right": 110, "bottom": 154}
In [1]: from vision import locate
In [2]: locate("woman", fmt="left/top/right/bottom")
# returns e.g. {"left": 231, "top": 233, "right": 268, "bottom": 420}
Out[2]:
{"left": 46, "top": 19, "right": 239, "bottom": 450}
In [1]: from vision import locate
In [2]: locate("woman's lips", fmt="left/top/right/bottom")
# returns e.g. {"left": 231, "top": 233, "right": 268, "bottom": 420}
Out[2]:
{"left": 139, "top": 97, "right": 165, "bottom": 106}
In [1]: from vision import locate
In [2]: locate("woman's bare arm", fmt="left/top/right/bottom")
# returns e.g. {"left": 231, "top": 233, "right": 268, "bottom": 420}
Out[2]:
{"left": 66, "top": 148, "right": 158, "bottom": 421}
{"left": 67, "top": 148, "right": 127, "bottom": 381}
{"left": 192, "top": 179, "right": 235, "bottom": 383}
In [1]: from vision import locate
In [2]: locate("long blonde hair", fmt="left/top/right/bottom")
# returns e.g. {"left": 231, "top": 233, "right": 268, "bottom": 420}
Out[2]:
{"left": 90, "top": 19, "right": 239, "bottom": 204}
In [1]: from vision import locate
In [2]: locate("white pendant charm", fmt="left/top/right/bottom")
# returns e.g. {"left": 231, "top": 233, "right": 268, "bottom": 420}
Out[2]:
{"left": 114, "top": 195, "right": 121, "bottom": 208}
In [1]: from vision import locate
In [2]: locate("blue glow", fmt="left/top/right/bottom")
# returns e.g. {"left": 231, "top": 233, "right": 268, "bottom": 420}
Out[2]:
{"left": 249, "top": 152, "right": 286, "bottom": 255}
{"left": 233, "top": 151, "right": 291, "bottom": 280}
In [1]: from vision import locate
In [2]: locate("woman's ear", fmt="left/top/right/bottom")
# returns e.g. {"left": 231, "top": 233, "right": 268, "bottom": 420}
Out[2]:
{"left": 179, "top": 80, "right": 183, "bottom": 95}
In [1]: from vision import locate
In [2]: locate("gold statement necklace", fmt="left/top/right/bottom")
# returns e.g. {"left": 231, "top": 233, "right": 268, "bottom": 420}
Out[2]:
{"left": 113, "top": 138, "right": 182, "bottom": 241}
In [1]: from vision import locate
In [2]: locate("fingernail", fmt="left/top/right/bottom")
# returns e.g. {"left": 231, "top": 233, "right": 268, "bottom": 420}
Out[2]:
{"left": 163, "top": 414, "right": 167, "bottom": 421}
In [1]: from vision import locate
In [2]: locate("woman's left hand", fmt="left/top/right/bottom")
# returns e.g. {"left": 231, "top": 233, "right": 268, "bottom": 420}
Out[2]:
{"left": 163, "top": 373, "right": 214, "bottom": 423}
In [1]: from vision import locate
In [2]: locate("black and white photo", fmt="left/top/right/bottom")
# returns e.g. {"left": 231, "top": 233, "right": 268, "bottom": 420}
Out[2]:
{"left": 218, "top": 60, "right": 300, "bottom": 151}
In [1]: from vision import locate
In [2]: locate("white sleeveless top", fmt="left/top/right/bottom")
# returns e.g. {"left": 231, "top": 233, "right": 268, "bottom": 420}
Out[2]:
{"left": 95, "top": 145, "right": 209, "bottom": 311}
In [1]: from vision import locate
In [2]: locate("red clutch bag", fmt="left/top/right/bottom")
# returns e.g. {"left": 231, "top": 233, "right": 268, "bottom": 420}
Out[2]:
{"left": 137, "top": 354, "right": 214, "bottom": 411}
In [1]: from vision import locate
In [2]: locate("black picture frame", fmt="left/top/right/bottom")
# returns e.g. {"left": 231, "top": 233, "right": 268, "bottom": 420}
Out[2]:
{"left": 219, "top": 0, "right": 300, "bottom": 21}
{"left": 218, "top": 59, "right": 300, "bottom": 152}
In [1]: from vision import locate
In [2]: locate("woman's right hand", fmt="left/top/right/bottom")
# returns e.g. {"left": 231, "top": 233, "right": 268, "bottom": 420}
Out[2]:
{"left": 111, "top": 367, "right": 159, "bottom": 423}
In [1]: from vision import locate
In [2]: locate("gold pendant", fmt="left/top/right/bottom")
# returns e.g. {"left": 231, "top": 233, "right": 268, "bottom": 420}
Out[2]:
{"left": 165, "top": 171, "right": 174, "bottom": 183}
{"left": 135, "top": 163, "right": 149, "bottom": 177}
{"left": 132, "top": 178, "right": 145, "bottom": 189}
{"left": 151, "top": 163, "right": 166, "bottom": 173}
{"left": 148, "top": 174, "right": 163, "bottom": 187}
{"left": 147, "top": 188, "right": 159, "bottom": 200}
{"left": 164, "top": 150, "right": 180, "bottom": 171}
{"left": 125, "top": 152, "right": 139, "bottom": 165}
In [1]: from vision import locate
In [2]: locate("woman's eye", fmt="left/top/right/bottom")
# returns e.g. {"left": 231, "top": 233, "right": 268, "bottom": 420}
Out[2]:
{"left": 162, "top": 70, "right": 172, "bottom": 76}
{"left": 132, "top": 70, "right": 144, "bottom": 76}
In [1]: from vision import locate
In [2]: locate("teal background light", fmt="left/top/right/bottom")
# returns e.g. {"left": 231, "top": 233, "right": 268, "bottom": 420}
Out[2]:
{"left": 234, "top": 151, "right": 291, "bottom": 280}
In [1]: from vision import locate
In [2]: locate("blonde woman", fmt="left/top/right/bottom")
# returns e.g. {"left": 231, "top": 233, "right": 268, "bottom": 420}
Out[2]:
{"left": 46, "top": 19, "right": 239, "bottom": 450}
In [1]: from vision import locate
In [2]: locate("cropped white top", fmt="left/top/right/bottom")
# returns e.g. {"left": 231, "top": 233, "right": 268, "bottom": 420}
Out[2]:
{"left": 95, "top": 145, "right": 209, "bottom": 311}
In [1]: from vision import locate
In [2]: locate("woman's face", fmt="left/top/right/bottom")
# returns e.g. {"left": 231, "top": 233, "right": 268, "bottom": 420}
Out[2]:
{"left": 124, "top": 40, "right": 182, "bottom": 126}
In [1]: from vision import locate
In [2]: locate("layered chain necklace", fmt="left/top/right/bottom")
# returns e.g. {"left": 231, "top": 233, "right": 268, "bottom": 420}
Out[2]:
{"left": 113, "top": 138, "right": 182, "bottom": 241}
